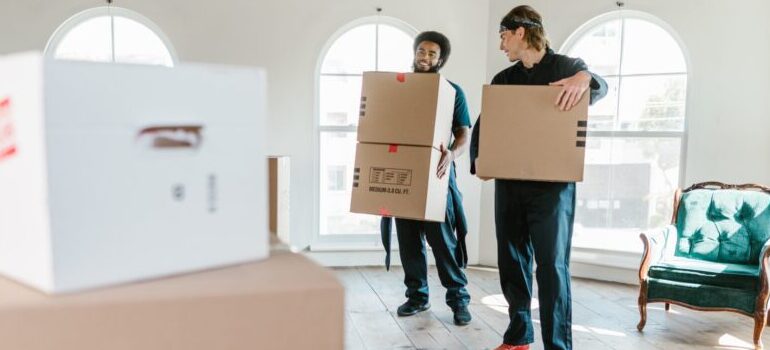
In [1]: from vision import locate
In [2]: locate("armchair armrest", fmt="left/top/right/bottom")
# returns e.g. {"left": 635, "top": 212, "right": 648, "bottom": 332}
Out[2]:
{"left": 639, "top": 225, "right": 677, "bottom": 282}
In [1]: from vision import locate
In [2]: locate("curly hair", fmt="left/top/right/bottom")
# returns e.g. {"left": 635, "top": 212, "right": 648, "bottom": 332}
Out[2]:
{"left": 413, "top": 31, "right": 451, "bottom": 69}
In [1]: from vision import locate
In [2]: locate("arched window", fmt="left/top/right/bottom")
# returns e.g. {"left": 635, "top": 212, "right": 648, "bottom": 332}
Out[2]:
{"left": 45, "top": 7, "right": 176, "bottom": 67}
{"left": 316, "top": 17, "right": 416, "bottom": 241}
{"left": 561, "top": 11, "right": 688, "bottom": 251}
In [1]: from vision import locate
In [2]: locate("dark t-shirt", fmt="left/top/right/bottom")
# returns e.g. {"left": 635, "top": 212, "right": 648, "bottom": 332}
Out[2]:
{"left": 449, "top": 80, "right": 472, "bottom": 131}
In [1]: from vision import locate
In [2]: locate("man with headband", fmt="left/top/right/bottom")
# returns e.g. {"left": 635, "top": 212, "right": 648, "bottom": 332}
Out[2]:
{"left": 380, "top": 31, "right": 473, "bottom": 326}
{"left": 469, "top": 5, "right": 608, "bottom": 350}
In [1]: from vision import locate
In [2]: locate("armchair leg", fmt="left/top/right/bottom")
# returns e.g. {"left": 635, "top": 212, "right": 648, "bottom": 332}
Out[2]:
{"left": 755, "top": 310, "right": 766, "bottom": 350}
{"left": 637, "top": 302, "right": 647, "bottom": 331}
{"left": 665, "top": 303, "right": 670, "bottom": 311}
{"left": 637, "top": 285, "right": 647, "bottom": 332}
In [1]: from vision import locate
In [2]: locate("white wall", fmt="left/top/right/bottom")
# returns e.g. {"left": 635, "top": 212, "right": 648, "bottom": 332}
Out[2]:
{"left": 478, "top": 0, "right": 770, "bottom": 266}
{"left": 0, "top": 0, "right": 491, "bottom": 262}
{"left": 3, "top": 0, "right": 768, "bottom": 269}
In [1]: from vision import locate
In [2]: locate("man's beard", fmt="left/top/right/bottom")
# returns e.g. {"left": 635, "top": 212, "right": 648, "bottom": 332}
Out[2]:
{"left": 412, "top": 62, "right": 440, "bottom": 73}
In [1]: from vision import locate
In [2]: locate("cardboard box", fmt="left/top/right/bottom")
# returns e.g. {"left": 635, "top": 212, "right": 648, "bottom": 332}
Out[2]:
{"left": 350, "top": 143, "right": 448, "bottom": 222}
{"left": 357, "top": 72, "right": 456, "bottom": 148}
{"left": 0, "top": 52, "right": 269, "bottom": 294}
{"left": 476, "top": 85, "right": 588, "bottom": 182}
{"left": 268, "top": 156, "right": 290, "bottom": 244}
{"left": 0, "top": 251, "right": 344, "bottom": 350}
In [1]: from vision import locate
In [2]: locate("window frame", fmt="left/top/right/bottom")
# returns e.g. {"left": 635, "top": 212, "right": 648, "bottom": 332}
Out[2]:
{"left": 44, "top": 6, "right": 178, "bottom": 66}
{"left": 560, "top": 10, "right": 692, "bottom": 252}
{"left": 312, "top": 16, "right": 417, "bottom": 249}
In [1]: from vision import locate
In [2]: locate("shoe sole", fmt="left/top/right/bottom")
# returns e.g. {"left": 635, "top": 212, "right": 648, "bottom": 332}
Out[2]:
{"left": 397, "top": 304, "right": 431, "bottom": 317}
{"left": 453, "top": 306, "right": 471, "bottom": 326}
{"left": 454, "top": 318, "right": 471, "bottom": 326}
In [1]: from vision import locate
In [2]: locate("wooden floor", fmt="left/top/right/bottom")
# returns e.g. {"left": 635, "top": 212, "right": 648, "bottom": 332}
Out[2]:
{"left": 336, "top": 266, "right": 768, "bottom": 350}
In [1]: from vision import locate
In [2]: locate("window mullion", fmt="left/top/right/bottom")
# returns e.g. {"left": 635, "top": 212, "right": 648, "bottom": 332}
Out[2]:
{"left": 374, "top": 22, "right": 380, "bottom": 70}
{"left": 319, "top": 126, "right": 358, "bottom": 133}
{"left": 606, "top": 13, "right": 628, "bottom": 231}
{"left": 320, "top": 73, "right": 364, "bottom": 78}
{"left": 586, "top": 130, "right": 685, "bottom": 138}
{"left": 602, "top": 72, "right": 687, "bottom": 79}
{"left": 109, "top": 11, "right": 116, "bottom": 63}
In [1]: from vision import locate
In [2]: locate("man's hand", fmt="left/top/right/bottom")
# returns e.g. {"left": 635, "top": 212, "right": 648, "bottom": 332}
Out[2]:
{"left": 550, "top": 71, "right": 591, "bottom": 111}
{"left": 437, "top": 143, "right": 454, "bottom": 179}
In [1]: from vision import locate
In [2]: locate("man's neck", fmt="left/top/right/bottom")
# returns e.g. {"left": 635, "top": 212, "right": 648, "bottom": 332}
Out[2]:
{"left": 519, "top": 48, "right": 547, "bottom": 69}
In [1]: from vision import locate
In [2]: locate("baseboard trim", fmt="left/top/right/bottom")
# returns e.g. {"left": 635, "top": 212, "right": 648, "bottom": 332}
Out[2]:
{"left": 304, "top": 249, "right": 437, "bottom": 267}
{"left": 303, "top": 250, "right": 638, "bottom": 285}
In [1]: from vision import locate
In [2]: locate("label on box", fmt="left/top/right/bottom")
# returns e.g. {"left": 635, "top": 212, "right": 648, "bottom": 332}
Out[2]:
{"left": 369, "top": 167, "right": 412, "bottom": 186}
{"left": 367, "top": 167, "right": 412, "bottom": 195}
{"left": 368, "top": 186, "right": 410, "bottom": 195}
{"left": 0, "top": 96, "right": 17, "bottom": 162}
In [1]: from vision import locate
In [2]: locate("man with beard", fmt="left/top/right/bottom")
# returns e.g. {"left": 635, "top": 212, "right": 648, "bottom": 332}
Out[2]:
{"left": 470, "top": 5, "right": 608, "bottom": 350}
{"left": 380, "top": 31, "right": 472, "bottom": 326}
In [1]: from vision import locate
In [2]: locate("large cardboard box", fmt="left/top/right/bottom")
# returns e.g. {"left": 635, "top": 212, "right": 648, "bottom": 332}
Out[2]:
{"left": 0, "top": 251, "right": 344, "bottom": 350}
{"left": 357, "top": 72, "right": 456, "bottom": 148}
{"left": 0, "top": 52, "right": 269, "bottom": 294}
{"left": 476, "top": 85, "right": 589, "bottom": 182}
{"left": 350, "top": 143, "right": 447, "bottom": 222}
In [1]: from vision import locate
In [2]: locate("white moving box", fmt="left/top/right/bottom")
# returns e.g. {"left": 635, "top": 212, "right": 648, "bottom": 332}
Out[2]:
{"left": 0, "top": 52, "right": 269, "bottom": 294}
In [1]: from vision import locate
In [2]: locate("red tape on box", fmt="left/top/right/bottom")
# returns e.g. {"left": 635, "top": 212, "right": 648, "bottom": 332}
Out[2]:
{"left": 379, "top": 207, "right": 392, "bottom": 216}
{"left": 0, "top": 96, "right": 16, "bottom": 162}
{"left": 396, "top": 73, "right": 406, "bottom": 83}
{"left": 0, "top": 145, "right": 16, "bottom": 160}
{"left": 388, "top": 144, "right": 398, "bottom": 153}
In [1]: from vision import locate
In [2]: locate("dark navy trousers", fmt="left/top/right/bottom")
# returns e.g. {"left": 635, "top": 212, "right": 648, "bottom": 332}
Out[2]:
{"left": 395, "top": 216, "right": 470, "bottom": 308}
{"left": 495, "top": 180, "right": 576, "bottom": 350}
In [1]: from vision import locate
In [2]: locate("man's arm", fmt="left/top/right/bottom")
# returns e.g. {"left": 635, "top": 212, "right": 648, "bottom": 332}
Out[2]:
{"left": 438, "top": 82, "right": 473, "bottom": 179}
{"left": 437, "top": 126, "right": 469, "bottom": 179}
{"left": 550, "top": 57, "right": 609, "bottom": 111}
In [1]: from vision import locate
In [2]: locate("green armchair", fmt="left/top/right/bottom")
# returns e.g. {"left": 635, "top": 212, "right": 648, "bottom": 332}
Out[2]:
{"left": 637, "top": 182, "right": 770, "bottom": 349}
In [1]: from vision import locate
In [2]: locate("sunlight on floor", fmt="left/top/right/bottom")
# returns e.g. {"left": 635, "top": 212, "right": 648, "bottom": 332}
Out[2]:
{"left": 481, "top": 293, "right": 627, "bottom": 338}
{"left": 714, "top": 333, "right": 754, "bottom": 349}
{"left": 476, "top": 298, "right": 759, "bottom": 348}
{"left": 480, "top": 294, "right": 539, "bottom": 313}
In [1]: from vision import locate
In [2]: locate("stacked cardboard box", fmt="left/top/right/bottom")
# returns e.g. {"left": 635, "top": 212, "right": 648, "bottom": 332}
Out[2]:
{"left": 0, "top": 250, "right": 344, "bottom": 350}
{"left": 476, "top": 85, "right": 589, "bottom": 182}
{"left": 0, "top": 52, "right": 344, "bottom": 349}
{"left": 0, "top": 52, "right": 269, "bottom": 294}
{"left": 350, "top": 72, "right": 456, "bottom": 222}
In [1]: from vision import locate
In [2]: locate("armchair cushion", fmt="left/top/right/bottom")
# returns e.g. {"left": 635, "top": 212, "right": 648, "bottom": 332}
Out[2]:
{"left": 649, "top": 257, "right": 759, "bottom": 290}
{"left": 675, "top": 189, "right": 770, "bottom": 264}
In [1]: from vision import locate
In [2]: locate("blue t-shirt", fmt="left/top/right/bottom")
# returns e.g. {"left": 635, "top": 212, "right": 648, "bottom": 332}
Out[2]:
{"left": 448, "top": 80, "right": 472, "bottom": 133}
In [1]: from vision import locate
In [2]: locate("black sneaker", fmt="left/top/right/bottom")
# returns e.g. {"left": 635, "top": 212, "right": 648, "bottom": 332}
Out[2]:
{"left": 397, "top": 300, "right": 431, "bottom": 316}
{"left": 452, "top": 305, "right": 472, "bottom": 326}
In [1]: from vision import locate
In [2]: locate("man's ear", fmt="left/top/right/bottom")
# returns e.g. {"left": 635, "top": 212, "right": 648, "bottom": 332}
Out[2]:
{"left": 515, "top": 26, "right": 526, "bottom": 38}
{"left": 437, "top": 59, "right": 443, "bottom": 67}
